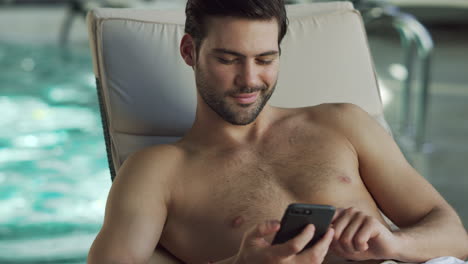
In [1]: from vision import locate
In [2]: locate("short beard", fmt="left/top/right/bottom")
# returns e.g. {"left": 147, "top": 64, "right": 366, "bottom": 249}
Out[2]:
{"left": 195, "top": 67, "right": 276, "bottom": 126}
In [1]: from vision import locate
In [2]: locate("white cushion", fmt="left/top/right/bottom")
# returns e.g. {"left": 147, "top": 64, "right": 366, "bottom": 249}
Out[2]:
{"left": 87, "top": 1, "right": 389, "bottom": 176}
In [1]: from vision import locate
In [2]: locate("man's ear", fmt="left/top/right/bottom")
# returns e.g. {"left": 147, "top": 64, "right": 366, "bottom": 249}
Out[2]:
{"left": 180, "top": 34, "right": 196, "bottom": 66}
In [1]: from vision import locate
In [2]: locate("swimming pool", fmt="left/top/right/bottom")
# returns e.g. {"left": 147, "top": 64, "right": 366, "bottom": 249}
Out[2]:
{"left": 0, "top": 40, "right": 110, "bottom": 263}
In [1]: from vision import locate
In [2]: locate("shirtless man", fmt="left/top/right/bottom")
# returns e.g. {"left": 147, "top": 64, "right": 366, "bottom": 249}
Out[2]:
{"left": 87, "top": 0, "right": 468, "bottom": 263}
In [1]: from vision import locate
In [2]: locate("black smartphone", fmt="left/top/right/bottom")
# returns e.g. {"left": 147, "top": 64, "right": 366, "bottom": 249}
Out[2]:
{"left": 272, "top": 203, "right": 335, "bottom": 251}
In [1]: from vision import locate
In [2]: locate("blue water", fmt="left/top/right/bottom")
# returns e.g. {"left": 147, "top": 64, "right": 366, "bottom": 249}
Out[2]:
{"left": 0, "top": 41, "right": 110, "bottom": 263}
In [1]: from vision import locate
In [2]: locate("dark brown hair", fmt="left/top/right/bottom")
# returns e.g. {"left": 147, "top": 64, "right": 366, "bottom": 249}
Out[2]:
{"left": 185, "top": 0, "right": 288, "bottom": 54}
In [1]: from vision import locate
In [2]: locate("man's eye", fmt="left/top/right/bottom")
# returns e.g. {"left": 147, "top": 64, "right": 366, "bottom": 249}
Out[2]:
{"left": 218, "top": 58, "right": 236, "bottom": 64}
{"left": 257, "top": 59, "right": 273, "bottom": 65}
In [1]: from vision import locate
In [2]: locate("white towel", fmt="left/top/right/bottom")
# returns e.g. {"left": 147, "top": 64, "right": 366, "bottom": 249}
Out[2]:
{"left": 380, "top": 256, "right": 466, "bottom": 264}
{"left": 423, "top": 257, "right": 466, "bottom": 264}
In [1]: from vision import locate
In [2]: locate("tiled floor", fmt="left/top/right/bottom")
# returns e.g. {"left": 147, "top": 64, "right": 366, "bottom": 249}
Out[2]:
{"left": 367, "top": 23, "right": 468, "bottom": 228}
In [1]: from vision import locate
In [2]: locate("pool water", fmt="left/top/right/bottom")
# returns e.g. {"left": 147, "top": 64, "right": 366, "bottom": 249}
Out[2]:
{"left": 0, "top": 41, "right": 110, "bottom": 263}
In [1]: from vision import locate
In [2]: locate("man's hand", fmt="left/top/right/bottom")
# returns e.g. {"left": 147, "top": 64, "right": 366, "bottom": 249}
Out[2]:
{"left": 232, "top": 220, "right": 335, "bottom": 264}
{"left": 330, "top": 207, "right": 398, "bottom": 261}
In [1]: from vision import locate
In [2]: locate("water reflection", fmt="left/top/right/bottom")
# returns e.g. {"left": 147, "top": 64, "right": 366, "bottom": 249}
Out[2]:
{"left": 0, "top": 41, "right": 110, "bottom": 262}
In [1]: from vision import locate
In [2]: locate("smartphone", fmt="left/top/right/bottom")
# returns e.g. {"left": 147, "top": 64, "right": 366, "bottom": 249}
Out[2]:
{"left": 272, "top": 203, "right": 335, "bottom": 251}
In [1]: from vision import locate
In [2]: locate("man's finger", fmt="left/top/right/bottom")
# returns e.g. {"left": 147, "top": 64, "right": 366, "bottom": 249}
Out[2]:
{"left": 297, "top": 228, "right": 335, "bottom": 262}
{"left": 271, "top": 224, "right": 316, "bottom": 257}
{"left": 332, "top": 208, "right": 344, "bottom": 222}
{"left": 244, "top": 220, "right": 280, "bottom": 247}
{"left": 353, "top": 217, "right": 378, "bottom": 251}
{"left": 339, "top": 212, "right": 366, "bottom": 253}
{"left": 330, "top": 239, "right": 347, "bottom": 257}
{"left": 332, "top": 207, "right": 356, "bottom": 240}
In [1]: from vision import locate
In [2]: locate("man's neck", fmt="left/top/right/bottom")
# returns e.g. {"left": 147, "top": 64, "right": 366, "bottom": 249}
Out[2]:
{"left": 184, "top": 104, "right": 276, "bottom": 147}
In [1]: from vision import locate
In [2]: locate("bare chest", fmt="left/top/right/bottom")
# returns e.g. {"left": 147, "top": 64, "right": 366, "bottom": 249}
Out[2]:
{"left": 160, "top": 138, "right": 371, "bottom": 263}
{"left": 203, "top": 146, "right": 358, "bottom": 224}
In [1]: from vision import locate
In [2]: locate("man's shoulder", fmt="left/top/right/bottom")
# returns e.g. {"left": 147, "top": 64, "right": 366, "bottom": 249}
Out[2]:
{"left": 117, "top": 143, "right": 187, "bottom": 184}
{"left": 128, "top": 143, "right": 187, "bottom": 163}
{"left": 301, "top": 103, "right": 392, "bottom": 150}
{"left": 308, "top": 102, "right": 365, "bottom": 114}
{"left": 298, "top": 102, "right": 368, "bottom": 126}
{"left": 290, "top": 103, "right": 377, "bottom": 146}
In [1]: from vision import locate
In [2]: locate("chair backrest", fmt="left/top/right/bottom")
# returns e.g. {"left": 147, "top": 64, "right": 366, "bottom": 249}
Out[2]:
{"left": 87, "top": 1, "right": 389, "bottom": 180}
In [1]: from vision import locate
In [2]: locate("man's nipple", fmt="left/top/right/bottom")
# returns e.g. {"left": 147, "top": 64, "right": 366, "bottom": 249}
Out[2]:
{"left": 338, "top": 175, "right": 352, "bottom": 184}
{"left": 231, "top": 216, "right": 245, "bottom": 228}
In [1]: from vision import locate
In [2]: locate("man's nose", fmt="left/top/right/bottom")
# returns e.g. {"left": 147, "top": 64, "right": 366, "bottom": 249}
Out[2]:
{"left": 235, "top": 61, "right": 261, "bottom": 89}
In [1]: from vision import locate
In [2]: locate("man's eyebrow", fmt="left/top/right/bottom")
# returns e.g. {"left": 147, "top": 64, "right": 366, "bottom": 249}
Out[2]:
{"left": 212, "top": 48, "right": 279, "bottom": 58}
{"left": 256, "top": 50, "right": 279, "bottom": 57}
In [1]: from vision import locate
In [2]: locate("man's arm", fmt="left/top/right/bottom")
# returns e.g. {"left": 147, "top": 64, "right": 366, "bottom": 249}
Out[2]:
{"left": 328, "top": 103, "right": 468, "bottom": 262}
{"left": 88, "top": 145, "right": 180, "bottom": 264}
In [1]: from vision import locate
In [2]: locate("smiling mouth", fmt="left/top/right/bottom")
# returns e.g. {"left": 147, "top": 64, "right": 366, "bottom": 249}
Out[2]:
{"left": 231, "top": 92, "right": 259, "bottom": 104}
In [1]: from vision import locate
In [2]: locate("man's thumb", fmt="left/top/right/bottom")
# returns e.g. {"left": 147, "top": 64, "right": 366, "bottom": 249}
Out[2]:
{"left": 245, "top": 220, "right": 280, "bottom": 245}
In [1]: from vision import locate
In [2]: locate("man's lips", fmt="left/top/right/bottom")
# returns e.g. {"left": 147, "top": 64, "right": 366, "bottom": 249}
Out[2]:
{"left": 231, "top": 92, "right": 259, "bottom": 104}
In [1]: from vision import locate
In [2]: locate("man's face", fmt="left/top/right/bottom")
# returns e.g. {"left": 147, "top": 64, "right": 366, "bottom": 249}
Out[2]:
{"left": 194, "top": 17, "right": 280, "bottom": 125}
